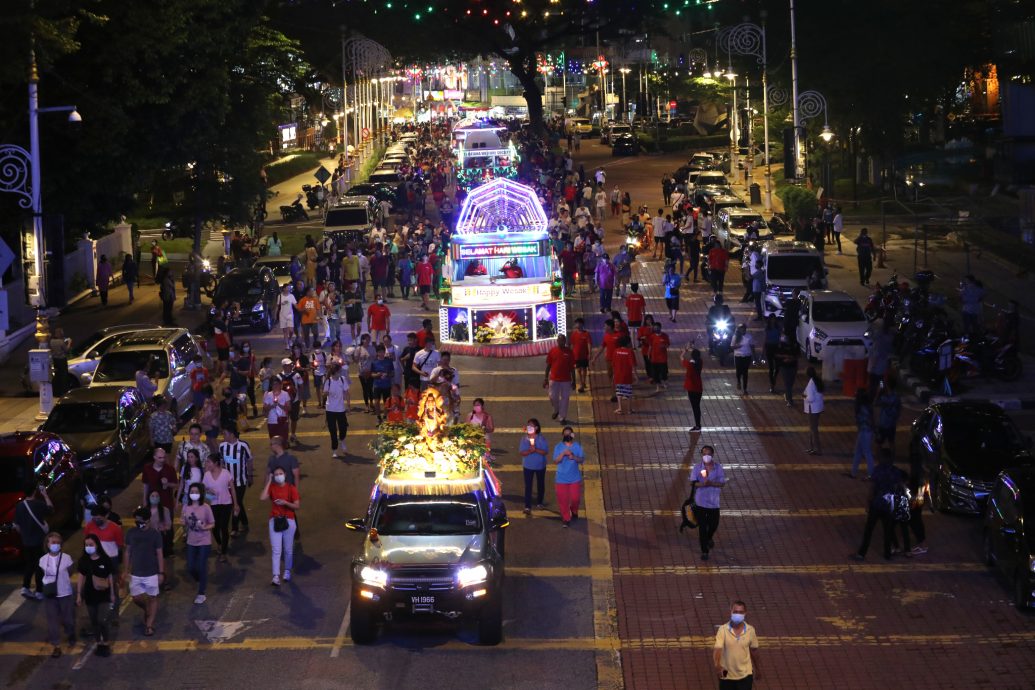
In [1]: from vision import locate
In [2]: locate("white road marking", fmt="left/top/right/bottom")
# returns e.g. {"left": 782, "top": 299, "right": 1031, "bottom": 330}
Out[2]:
{"left": 193, "top": 618, "right": 270, "bottom": 644}
{"left": 72, "top": 642, "right": 97, "bottom": 670}
{"left": 329, "top": 600, "right": 351, "bottom": 658}
{"left": 0, "top": 588, "right": 27, "bottom": 635}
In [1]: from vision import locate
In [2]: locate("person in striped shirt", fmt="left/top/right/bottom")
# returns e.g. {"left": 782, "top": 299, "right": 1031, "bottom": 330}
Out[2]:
{"left": 218, "top": 427, "right": 253, "bottom": 537}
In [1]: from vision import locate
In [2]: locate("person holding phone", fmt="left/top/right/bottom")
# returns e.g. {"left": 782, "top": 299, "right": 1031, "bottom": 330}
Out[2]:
{"left": 260, "top": 468, "right": 300, "bottom": 586}
{"left": 713, "top": 600, "right": 761, "bottom": 688}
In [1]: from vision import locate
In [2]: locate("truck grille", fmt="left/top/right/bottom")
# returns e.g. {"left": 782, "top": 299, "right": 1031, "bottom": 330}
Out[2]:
{"left": 389, "top": 567, "right": 455, "bottom": 591}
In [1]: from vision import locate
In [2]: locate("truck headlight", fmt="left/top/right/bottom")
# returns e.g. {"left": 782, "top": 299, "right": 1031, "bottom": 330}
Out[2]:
{"left": 359, "top": 565, "right": 388, "bottom": 588}
{"left": 812, "top": 328, "right": 828, "bottom": 341}
{"left": 457, "top": 564, "right": 488, "bottom": 587}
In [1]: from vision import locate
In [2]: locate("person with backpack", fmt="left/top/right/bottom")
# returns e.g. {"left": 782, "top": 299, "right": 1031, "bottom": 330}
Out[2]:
{"left": 851, "top": 456, "right": 906, "bottom": 561}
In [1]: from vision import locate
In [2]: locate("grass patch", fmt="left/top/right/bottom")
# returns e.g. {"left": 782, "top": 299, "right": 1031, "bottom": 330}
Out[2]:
{"left": 265, "top": 152, "right": 325, "bottom": 187}
{"left": 158, "top": 237, "right": 195, "bottom": 254}
{"left": 355, "top": 145, "right": 387, "bottom": 184}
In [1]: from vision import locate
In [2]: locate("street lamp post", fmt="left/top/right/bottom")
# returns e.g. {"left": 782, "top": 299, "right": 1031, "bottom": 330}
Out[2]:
{"left": 619, "top": 67, "right": 630, "bottom": 123}
{"left": 0, "top": 51, "right": 81, "bottom": 419}
{"left": 789, "top": 0, "right": 803, "bottom": 179}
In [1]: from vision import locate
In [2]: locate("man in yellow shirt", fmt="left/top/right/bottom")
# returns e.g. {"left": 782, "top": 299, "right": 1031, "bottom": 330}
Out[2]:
{"left": 341, "top": 247, "right": 360, "bottom": 285}
{"left": 712, "top": 600, "right": 760, "bottom": 689}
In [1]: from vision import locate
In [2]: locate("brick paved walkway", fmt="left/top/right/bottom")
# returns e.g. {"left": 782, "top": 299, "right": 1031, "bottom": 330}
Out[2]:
{"left": 572, "top": 255, "right": 1035, "bottom": 690}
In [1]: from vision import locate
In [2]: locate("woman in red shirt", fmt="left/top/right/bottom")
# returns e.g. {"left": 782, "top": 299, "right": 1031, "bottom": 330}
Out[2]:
{"left": 681, "top": 345, "right": 704, "bottom": 432}
{"left": 637, "top": 315, "right": 655, "bottom": 382}
{"left": 260, "top": 468, "right": 300, "bottom": 586}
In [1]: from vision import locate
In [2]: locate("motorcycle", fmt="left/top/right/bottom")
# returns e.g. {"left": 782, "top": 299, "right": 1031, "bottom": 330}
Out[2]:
{"left": 954, "top": 334, "right": 1023, "bottom": 382}
{"left": 279, "top": 198, "right": 309, "bottom": 223}
{"left": 302, "top": 184, "right": 321, "bottom": 210}
{"left": 709, "top": 318, "right": 733, "bottom": 366}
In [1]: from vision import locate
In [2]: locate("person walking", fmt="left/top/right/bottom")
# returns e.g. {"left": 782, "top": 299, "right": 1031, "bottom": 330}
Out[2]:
{"left": 467, "top": 398, "right": 495, "bottom": 449}
{"left": 323, "top": 362, "right": 350, "bottom": 458}
{"left": 713, "top": 600, "right": 761, "bottom": 689}
{"left": 263, "top": 378, "right": 291, "bottom": 445}
{"left": 851, "top": 456, "right": 905, "bottom": 561}
{"left": 159, "top": 267, "right": 176, "bottom": 326}
{"left": 690, "top": 445, "right": 726, "bottom": 561}
{"left": 648, "top": 321, "right": 671, "bottom": 391}
{"left": 775, "top": 335, "right": 799, "bottom": 406}
{"left": 595, "top": 254, "right": 615, "bottom": 314}
{"left": 612, "top": 335, "right": 636, "bottom": 415}
{"left": 75, "top": 534, "right": 116, "bottom": 657}
{"left": 553, "top": 426, "right": 585, "bottom": 528}
{"left": 96, "top": 254, "right": 113, "bottom": 306}
{"left": 763, "top": 316, "right": 782, "bottom": 393}
{"left": 959, "top": 274, "right": 985, "bottom": 335}
{"left": 731, "top": 324, "right": 756, "bottom": 395}
{"left": 260, "top": 467, "right": 300, "bottom": 586}
{"left": 874, "top": 375, "right": 902, "bottom": 459}
{"left": 569, "top": 318, "right": 593, "bottom": 393}
{"left": 122, "top": 253, "right": 138, "bottom": 305}
{"left": 663, "top": 262, "right": 682, "bottom": 322}
{"left": 831, "top": 206, "right": 843, "bottom": 254}
{"left": 148, "top": 396, "right": 177, "bottom": 452}
{"left": 49, "top": 327, "right": 72, "bottom": 397}
{"left": 707, "top": 240, "right": 729, "bottom": 294}
{"left": 803, "top": 367, "right": 825, "bottom": 455}
{"left": 904, "top": 451, "right": 929, "bottom": 556}
{"left": 40, "top": 532, "right": 76, "bottom": 657}
{"left": 202, "top": 456, "right": 237, "bottom": 563}
{"left": 218, "top": 427, "right": 253, "bottom": 537}
{"left": 122, "top": 507, "right": 164, "bottom": 637}
{"left": 854, "top": 228, "right": 875, "bottom": 286}
{"left": 15, "top": 483, "right": 53, "bottom": 600}
{"left": 141, "top": 447, "right": 177, "bottom": 517}
{"left": 181, "top": 482, "right": 214, "bottom": 604}
{"left": 276, "top": 284, "right": 297, "bottom": 351}
{"left": 519, "top": 419, "right": 549, "bottom": 515}
{"left": 681, "top": 345, "right": 704, "bottom": 431}
{"left": 851, "top": 388, "right": 875, "bottom": 479}
{"left": 145, "top": 489, "right": 174, "bottom": 563}
{"left": 545, "top": 335, "right": 575, "bottom": 425}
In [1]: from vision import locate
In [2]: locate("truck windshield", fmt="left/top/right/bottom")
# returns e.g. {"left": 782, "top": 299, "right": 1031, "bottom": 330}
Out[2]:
{"left": 767, "top": 256, "right": 823, "bottom": 281}
{"left": 375, "top": 495, "right": 482, "bottom": 536}
{"left": 325, "top": 208, "right": 370, "bottom": 227}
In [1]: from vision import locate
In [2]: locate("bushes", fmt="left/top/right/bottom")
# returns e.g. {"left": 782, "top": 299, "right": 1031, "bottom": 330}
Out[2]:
{"left": 636, "top": 132, "right": 728, "bottom": 154}
{"left": 777, "top": 185, "right": 820, "bottom": 222}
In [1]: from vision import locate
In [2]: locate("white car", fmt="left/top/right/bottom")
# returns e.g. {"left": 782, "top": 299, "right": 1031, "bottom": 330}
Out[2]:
{"left": 795, "top": 290, "right": 871, "bottom": 361}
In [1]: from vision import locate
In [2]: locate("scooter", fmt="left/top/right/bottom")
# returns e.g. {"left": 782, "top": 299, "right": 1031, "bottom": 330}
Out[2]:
{"left": 279, "top": 198, "right": 309, "bottom": 223}
{"left": 302, "top": 184, "right": 321, "bottom": 210}
{"left": 954, "top": 334, "right": 1023, "bottom": 381}
{"left": 709, "top": 319, "right": 733, "bottom": 366}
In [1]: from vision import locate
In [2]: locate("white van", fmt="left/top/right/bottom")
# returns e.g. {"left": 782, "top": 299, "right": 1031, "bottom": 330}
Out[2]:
{"left": 760, "top": 241, "right": 827, "bottom": 318}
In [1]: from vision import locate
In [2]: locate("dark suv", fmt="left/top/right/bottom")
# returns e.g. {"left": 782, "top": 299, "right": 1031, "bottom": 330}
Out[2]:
{"left": 910, "top": 401, "right": 1033, "bottom": 514}
{"left": 983, "top": 467, "right": 1035, "bottom": 608}
{"left": 345, "top": 468, "right": 508, "bottom": 645}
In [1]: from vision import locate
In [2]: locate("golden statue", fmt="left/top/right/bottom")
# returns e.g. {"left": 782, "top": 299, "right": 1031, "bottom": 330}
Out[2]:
{"left": 416, "top": 387, "right": 451, "bottom": 446}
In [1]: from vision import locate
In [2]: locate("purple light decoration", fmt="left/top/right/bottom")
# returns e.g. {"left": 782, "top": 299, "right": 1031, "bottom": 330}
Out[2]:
{"left": 454, "top": 178, "right": 549, "bottom": 235}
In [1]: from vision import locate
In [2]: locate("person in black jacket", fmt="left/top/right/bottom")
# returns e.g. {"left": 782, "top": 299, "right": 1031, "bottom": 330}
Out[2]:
{"left": 851, "top": 457, "right": 905, "bottom": 561}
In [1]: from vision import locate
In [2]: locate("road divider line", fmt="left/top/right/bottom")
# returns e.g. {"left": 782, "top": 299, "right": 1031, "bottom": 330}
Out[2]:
{"left": 329, "top": 600, "right": 351, "bottom": 658}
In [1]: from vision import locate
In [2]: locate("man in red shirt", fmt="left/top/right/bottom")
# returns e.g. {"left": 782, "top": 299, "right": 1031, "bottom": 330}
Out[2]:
{"left": 83, "top": 506, "right": 125, "bottom": 562}
{"left": 568, "top": 318, "right": 593, "bottom": 393}
{"left": 707, "top": 239, "right": 730, "bottom": 294}
{"left": 625, "top": 283, "right": 646, "bottom": 328}
{"left": 366, "top": 293, "right": 391, "bottom": 344}
{"left": 591, "top": 319, "right": 621, "bottom": 403}
{"left": 559, "top": 242, "right": 578, "bottom": 296}
{"left": 544, "top": 334, "right": 576, "bottom": 424}
{"left": 612, "top": 335, "right": 636, "bottom": 415}
{"left": 415, "top": 255, "right": 435, "bottom": 311}
{"left": 648, "top": 321, "right": 671, "bottom": 391}
{"left": 415, "top": 319, "right": 435, "bottom": 348}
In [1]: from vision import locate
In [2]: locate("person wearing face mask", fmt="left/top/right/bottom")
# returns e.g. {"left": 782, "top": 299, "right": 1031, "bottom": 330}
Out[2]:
{"left": 260, "top": 469, "right": 300, "bottom": 586}
{"left": 181, "top": 482, "right": 214, "bottom": 604}
{"left": 75, "top": 534, "right": 116, "bottom": 656}
{"left": 146, "top": 489, "right": 174, "bottom": 562}
{"left": 690, "top": 446, "right": 726, "bottom": 561}
{"left": 141, "top": 447, "right": 178, "bottom": 517}
{"left": 39, "top": 532, "right": 76, "bottom": 657}
{"left": 466, "top": 398, "right": 495, "bottom": 449}
{"left": 84, "top": 505, "right": 125, "bottom": 566}
{"left": 519, "top": 419, "right": 549, "bottom": 515}
{"left": 713, "top": 600, "right": 761, "bottom": 689}
{"left": 122, "top": 507, "right": 165, "bottom": 636}
{"left": 553, "top": 427, "right": 586, "bottom": 527}
{"left": 367, "top": 293, "right": 392, "bottom": 345}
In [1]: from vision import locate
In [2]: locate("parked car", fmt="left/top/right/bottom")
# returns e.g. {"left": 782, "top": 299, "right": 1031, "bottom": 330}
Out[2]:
{"left": 89, "top": 328, "right": 206, "bottom": 417}
{"left": 346, "top": 182, "right": 399, "bottom": 211}
{"left": 715, "top": 208, "right": 775, "bottom": 255}
{"left": 212, "top": 267, "right": 279, "bottom": 332}
{"left": 694, "top": 170, "right": 730, "bottom": 189}
{"left": 40, "top": 386, "right": 150, "bottom": 486}
{"left": 252, "top": 256, "right": 293, "bottom": 288}
{"left": 794, "top": 290, "right": 871, "bottom": 361}
{"left": 611, "top": 133, "right": 640, "bottom": 156}
{"left": 23, "top": 324, "right": 159, "bottom": 393}
{"left": 692, "top": 185, "right": 736, "bottom": 208}
{"left": 768, "top": 212, "right": 792, "bottom": 235}
{"left": 324, "top": 196, "right": 380, "bottom": 245}
{"left": 911, "top": 401, "right": 1034, "bottom": 515}
{"left": 760, "top": 241, "right": 827, "bottom": 318}
{"left": 983, "top": 466, "right": 1035, "bottom": 608}
{"left": 703, "top": 194, "right": 748, "bottom": 219}
{"left": 600, "top": 123, "right": 632, "bottom": 145}
{"left": 0, "top": 432, "right": 82, "bottom": 562}
{"left": 688, "top": 152, "right": 715, "bottom": 171}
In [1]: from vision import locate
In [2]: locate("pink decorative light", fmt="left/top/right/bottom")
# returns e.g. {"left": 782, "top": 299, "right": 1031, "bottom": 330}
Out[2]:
{"left": 454, "top": 178, "right": 548, "bottom": 235}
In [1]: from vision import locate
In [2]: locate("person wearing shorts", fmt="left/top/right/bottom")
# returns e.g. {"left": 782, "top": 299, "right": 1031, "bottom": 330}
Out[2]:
{"left": 122, "top": 507, "right": 164, "bottom": 637}
{"left": 569, "top": 318, "right": 593, "bottom": 393}
{"left": 648, "top": 322, "right": 671, "bottom": 390}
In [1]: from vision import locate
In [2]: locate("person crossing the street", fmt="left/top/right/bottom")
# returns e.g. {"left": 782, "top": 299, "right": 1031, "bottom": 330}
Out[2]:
{"left": 713, "top": 600, "right": 761, "bottom": 689}
{"left": 545, "top": 334, "right": 576, "bottom": 425}
{"left": 218, "top": 427, "right": 253, "bottom": 538}
{"left": 323, "top": 362, "right": 350, "bottom": 458}
{"left": 690, "top": 445, "right": 726, "bottom": 561}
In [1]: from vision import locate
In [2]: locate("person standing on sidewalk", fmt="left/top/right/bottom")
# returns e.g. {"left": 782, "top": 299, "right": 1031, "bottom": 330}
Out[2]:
{"left": 959, "top": 275, "right": 986, "bottom": 335}
{"left": 713, "top": 600, "right": 761, "bottom": 689}
{"left": 681, "top": 345, "right": 704, "bottom": 431}
{"left": 122, "top": 253, "right": 138, "bottom": 305}
{"left": 854, "top": 228, "right": 875, "bottom": 286}
{"left": 803, "top": 367, "right": 824, "bottom": 455}
{"left": 690, "top": 446, "right": 726, "bottom": 561}
{"left": 545, "top": 335, "right": 576, "bottom": 425}
{"left": 323, "top": 362, "right": 350, "bottom": 458}
{"left": 15, "top": 483, "right": 53, "bottom": 600}
{"left": 519, "top": 419, "right": 549, "bottom": 515}
{"left": 775, "top": 335, "right": 800, "bottom": 406}
{"left": 851, "top": 388, "right": 875, "bottom": 479}
{"left": 763, "top": 316, "right": 781, "bottom": 393}
{"left": 159, "top": 267, "right": 176, "bottom": 326}
{"left": 96, "top": 254, "right": 113, "bottom": 306}
{"left": 553, "top": 426, "right": 585, "bottom": 528}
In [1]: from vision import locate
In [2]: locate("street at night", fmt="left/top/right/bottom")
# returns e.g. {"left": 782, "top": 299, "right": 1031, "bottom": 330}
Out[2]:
{"left": 0, "top": 2, "right": 1034, "bottom": 689}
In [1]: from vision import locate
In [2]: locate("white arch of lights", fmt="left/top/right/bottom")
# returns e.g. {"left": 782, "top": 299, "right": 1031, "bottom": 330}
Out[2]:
{"left": 454, "top": 178, "right": 548, "bottom": 236}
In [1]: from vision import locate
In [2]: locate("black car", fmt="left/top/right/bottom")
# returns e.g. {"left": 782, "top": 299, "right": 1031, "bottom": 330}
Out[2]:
{"left": 611, "top": 133, "right": 639, "bottom": 157}
{"left": 911, "top": 401, "right": 1034, "bottom": 514}
{"left": 984, "top": 467, "right": 1035, "bottom": 608}
{"left": 40, "top": 386, "right": 150, "bottom": 486}
{"left": 768, "top": 212, "right": 792, "bottom": 235}
{"left": 347, "top": 182, "right": 399, "bottom": 211}
{"left": 212, "top": 267, "right": 279, "bottom": 332}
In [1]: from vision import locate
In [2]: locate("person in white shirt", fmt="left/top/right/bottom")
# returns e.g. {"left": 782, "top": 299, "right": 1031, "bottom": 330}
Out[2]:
{"left": 832, "top": 207, "right": 844, "bottom": 254}
{"left": 323, "top": 362, "right": 350, "bottom": 458}
{"left": 39, "top": 532, "right": 75, "bottom": 657}
{"left": 701, "top": 213, "right": 713, "bottom": 240}
{"left": 263, "top": 378, "right": 291, "bottom": 445}
{"left": 803, "top": 367, "right": 825, "bottom": 455}
{"left": 276, "top": 284, "right": 297, "bottom": 351}
{"left": 594, "top": 189, "right": 607, "bottom": 222}
{"left": 732, "top": 323, "right": 756, "bottom": 395}
{"left": 412, "top": 340, "right": 441, "bottom": 391}
{"left": 652, "top": 209, "right": 667, "bottom": 259}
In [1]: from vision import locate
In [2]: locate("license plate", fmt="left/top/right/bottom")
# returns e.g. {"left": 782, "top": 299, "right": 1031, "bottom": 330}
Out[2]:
{"left": 411, "top": 596, "right": 435, "bottom": 605}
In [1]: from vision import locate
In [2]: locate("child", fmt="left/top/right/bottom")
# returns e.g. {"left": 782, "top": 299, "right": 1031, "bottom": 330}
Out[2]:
{"left": 404, "top": 385, "right": 420, "bottom": 421}
{"left": 385, "top": 384, "right": 405, "bottom": 423}
{"left": 258, "top": 357, "right": 274, "bottom": 394}
{"left": 311, "top": 347, "right": 328, "bottom": 408}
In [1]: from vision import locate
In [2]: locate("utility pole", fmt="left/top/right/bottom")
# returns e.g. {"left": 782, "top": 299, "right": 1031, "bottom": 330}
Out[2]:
{"left": 340, "top": 27, "right": 350, "bottom": 182}
{"left": 789, "top": 0, "right": 802, "bottom": 180}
